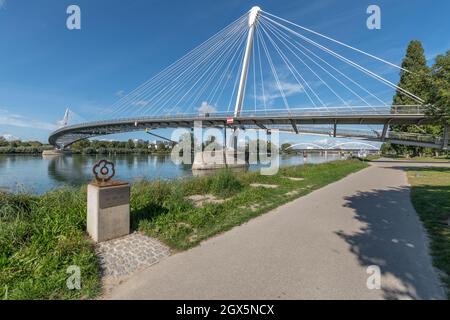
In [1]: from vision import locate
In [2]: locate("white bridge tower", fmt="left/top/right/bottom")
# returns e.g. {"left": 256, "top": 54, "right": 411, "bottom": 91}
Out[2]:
{"left": 234, "top": 6, "right": 261, "bottom": 117}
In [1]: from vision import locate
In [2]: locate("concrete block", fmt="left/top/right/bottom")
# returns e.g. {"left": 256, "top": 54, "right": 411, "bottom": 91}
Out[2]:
{"left": 87, "top": 182, "right": 130, "bottom": 243}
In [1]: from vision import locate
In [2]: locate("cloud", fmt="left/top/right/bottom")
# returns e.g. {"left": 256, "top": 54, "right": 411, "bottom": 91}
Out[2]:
{"left": 198, "top": 101, "right": 217, "bottom": 114}
{"left": 133, "top": 100, "right": 149, "bottom": 107}
{"left": 0, "top": 133, "right": 19, "bottom": 141}
{"left": 0, "top": 108, "right": 58, "bottom": 131}
{"left": 116, "top": 90, "right": 125, "bottom": 97}
{"left": 257, "top": 81, "right": 304, "bottom": 105}
{"left": 0, "top": 0, "right": 6, "bottom": 10}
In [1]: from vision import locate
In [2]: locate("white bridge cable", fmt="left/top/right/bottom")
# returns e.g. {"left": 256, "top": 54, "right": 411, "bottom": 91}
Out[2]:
{"left": 172, "top": 26, "right": 249, "bottom": 115}
{"left": 138, "top": 19, "right": 247, "bottom": 117}
{"left": 195, "top": 30, "right": 247, "bottom": 110}
{"left": 207, "top": 30, "right": 249, "bottom": 107}
{"left": 109, "top": 22, "right": 243, "bottom": 118}
{"left": 261, "top": 17, "right": 378, "bottom": 110}
{"left": 227, "top": 43, "right": 246, "bottom": 112}
{"left": 261, "top": 14, "right": 425, "bottom": 105}
{"left": 252, "top": 33, "right": 257, "bottom": 113}
{"left": 269, "top": 24, "right": 388, "bottom": 107}
{"left": 256, "top": 30, "right": 268, "bottom": 113}
{"left": 106, "top": 18, "right": 244, "bottom": 118}
{"left": 107, "top": 14, "right": 248, "bottom": 119}
{"left": 256, "top": 26, "right": 291, "bottom": 113}
{"left": 257, "top": 21, "right": 322, "bottom": 109}
{"left": 262, "top": 10, "right": 412, "bottom": 74}
{"left": 158, "top": 22, "right": 247, "bottom": 116}
{"left": 211, "top": 39, "right": 246, "bottom": 108}
{"left": 137, "top": 18, "right": 246, "bottom": 116}
{"left": 114, "top": 14, "right": 248, "bottom": 118}
{"left": 167, "top": 27, "right": 248, "bottom": 115}
{"left": 260, "top": 21, "right": 350, "bottom": 109}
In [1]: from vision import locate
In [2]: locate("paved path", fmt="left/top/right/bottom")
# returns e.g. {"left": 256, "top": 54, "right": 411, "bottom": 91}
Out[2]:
{"left": 107, "top": 161, "right": 447, "bottom": 300}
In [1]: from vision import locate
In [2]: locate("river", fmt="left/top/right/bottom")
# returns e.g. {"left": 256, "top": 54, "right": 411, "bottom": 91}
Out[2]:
{"left": 0, "top": 153, "right": 343, "bottom": 194}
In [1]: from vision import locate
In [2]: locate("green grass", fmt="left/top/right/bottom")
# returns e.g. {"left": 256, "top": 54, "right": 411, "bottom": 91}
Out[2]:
{"left": 0, "top": 188, "right": 100, "bottom": 300}
{"left": 134, "top": 160, "right": 368, "bottom": 250}
{"left": 383, "top": 155, "right": 450, "bottom": 162}
{"left": 407, "top": 168, "right": 450, "bottom": 298}
{"left": 0, "top": 159, "right": 367, "bottom": 299}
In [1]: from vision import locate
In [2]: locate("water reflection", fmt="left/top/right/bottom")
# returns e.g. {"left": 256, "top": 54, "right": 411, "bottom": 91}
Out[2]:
{"left": 0, "top": 153, "right": 343, "bottom": 194}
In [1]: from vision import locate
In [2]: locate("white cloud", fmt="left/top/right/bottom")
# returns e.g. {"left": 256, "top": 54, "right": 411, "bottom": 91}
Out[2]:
{"left": 0, "top": 108, "right": 58, "bottom": 131}
{"left": 0, "top": 0, "right": 6, "bottom": 10}
{"left": 133, "top": 100, "right": 149, "bottom": 107}
{"left": 116, "top": 90, "right": 125, "bottom": 97}
{"left": 198, "top": 101, "right": 217, "bottom": 114}
{"left": 1, "top": 133, "right": 19, "bottom": 141}
{"left": 257, "top": 81, "right": 304, "bottom": 105}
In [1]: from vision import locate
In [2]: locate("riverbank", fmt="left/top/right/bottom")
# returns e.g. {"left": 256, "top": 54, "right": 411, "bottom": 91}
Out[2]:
{"left": 382, "top": 155, "right": 450, "bottom": 163}
{"left": 0, "top": 159, "right": 367, "bottom": 299}
{"left": 407, "top": 167, "right": 450, "bottom": 298}
{"left": 0, "top": 146, "right": 53, "bottom": 154}
{"left": 0, "top": 147, "right": 171, "bottom": 155}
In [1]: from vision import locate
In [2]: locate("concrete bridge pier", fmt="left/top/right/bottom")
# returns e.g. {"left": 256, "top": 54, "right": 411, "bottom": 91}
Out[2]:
{"left": 191, "top": 149, "right": 247, "bottom": 170}
{"left": 192, "top": 123, "right": 247, "bottom": 171}
{"left": 42, "top": 149, "right": 72, "bottom": 157}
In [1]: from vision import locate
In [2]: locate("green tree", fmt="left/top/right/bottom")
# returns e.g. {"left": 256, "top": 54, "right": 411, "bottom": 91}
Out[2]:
{"left": 393, "top": 40, "right": 429, "bottom": 107}
{"left": 0, "top": 136, "right": 8, "bottom": 147}
{"left": 127, "top": 139, "right": 135, "bottom": 149}
{"left": 391, "top": 40, "right": 440, "bottom": 155}
{"left": 426, "top": 50, "right": 450, "bottom": 125}
{"left": 281, "top": 143, "right": 292, "bottom": 153}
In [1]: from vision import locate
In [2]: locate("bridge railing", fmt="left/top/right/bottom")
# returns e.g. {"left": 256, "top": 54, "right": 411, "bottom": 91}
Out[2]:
{"left": 387, "top": 131, "right": 442, "bottom": 144}
{"left": 54, "top": 105, "right": 426, "bottom": 133}
{"left": 238, "top": 105, "right": 426, "bottom": 117}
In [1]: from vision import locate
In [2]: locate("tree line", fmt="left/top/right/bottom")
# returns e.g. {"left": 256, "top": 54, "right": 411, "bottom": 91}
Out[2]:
{"left": 388, "top": 40, "right": 450, "bottom": 156}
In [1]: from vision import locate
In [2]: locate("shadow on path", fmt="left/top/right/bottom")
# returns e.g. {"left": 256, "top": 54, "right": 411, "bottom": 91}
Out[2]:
{"left": 336, "top": 186, "right": 444, "bottom": 300}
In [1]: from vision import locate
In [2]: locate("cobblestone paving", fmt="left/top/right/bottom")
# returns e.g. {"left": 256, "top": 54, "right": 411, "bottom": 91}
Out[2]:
{"left": 96, "top": 232, "right": 170, "bottom": 279}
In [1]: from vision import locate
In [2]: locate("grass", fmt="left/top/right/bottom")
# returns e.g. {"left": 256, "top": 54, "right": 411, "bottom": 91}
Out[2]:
{"left": 407, "top": 168, "right": 450, "bottom": 298}
{"left": 383, "top": 155, "right": 450, "bottom": 162}
{"left": 0, "top": 159, "right": 368, "bottom": 299}
{"left": 0, "top": 188, "right": 100, "bottom": 300}
{"left": 134, "top": 160, "right": 368, "bottom": 250}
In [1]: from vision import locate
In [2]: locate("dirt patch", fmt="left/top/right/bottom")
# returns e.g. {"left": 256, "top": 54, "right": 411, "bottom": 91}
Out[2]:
{"left": 188, "top": 194, "right": 225, "bottom": 208}
{"left": 284, "top": 177, "right": 305, "bottom": 181}
{"left": 286, "top": 190, "right": 300, "bottom": 197}
{"left": 250, "top": 183, "right": 279, "bottom": 189}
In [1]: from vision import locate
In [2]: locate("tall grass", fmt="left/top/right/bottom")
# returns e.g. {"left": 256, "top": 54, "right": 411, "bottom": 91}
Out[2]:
{"left": 0, "top": 189, "right": 100, "bottom": 300}
{"left": 0, "top": 159, "right": 367, "bottom": 299}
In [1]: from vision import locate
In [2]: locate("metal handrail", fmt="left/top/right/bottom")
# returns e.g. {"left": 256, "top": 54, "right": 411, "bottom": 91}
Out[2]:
{"left": 54, "top": 105, "right": 426, "bottom": 133}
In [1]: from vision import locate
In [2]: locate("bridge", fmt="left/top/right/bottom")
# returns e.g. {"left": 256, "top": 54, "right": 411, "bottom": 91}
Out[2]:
{"left": 49, "top": 6, "right": 449, "bottom": 150}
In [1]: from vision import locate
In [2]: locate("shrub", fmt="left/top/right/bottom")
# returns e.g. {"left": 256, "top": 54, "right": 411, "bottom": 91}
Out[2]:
{"left": 209, "top": 170, "right": 243, "bottom": 198}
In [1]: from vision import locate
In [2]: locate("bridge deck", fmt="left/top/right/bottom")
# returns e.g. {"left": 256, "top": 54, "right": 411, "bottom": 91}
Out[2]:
{"left": 49, "top": 112, "right": 431, "bottom": 148}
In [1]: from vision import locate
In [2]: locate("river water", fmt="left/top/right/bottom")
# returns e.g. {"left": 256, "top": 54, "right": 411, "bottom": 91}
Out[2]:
{"left": 0, "top": 153, "right": 342, "bottom": 194}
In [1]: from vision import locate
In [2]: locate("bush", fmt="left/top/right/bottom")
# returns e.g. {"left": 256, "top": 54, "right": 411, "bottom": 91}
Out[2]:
{"left": 209, "top": 170, "right": 243, "bottom": 198}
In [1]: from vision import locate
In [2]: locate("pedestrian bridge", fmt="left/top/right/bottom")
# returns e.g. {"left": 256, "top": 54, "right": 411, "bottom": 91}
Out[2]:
{"left": 49, "top": 6, "right": 449, "bottom": 150}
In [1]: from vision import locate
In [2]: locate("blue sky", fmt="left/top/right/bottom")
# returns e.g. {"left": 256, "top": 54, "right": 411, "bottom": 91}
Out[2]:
{"left": 0, "top": 0, "right": 449, "bottom": 145}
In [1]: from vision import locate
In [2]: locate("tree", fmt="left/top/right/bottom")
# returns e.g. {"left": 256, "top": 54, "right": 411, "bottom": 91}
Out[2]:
{"left": 281, "top": 143, "right": 292, "bottom": 153}
{"left": 426, "top": 50, "right": 450, "bottom": 125}
{"left": 393, "top": 40, "right": 429, "bottom": 107}
{"left": 391, "top": 40, "right": 440, "bottom": 155}
{"left": 156, "top": 142, "right": 166, "bottom": 152}
{"left": 127, "top": 139, "right": 135, "bottom": 149}
{"left": 0, "top": 136, "right": 8, "bottom": 147}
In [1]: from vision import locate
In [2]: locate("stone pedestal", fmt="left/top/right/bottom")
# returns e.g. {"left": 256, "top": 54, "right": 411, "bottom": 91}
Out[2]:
{"left": 87, "top": 181, "right": 130, "bottom": 243}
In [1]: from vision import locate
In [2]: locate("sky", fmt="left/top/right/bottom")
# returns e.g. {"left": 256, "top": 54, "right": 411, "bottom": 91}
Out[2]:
{"left": 1, "top": 0, "right": 449, "bottom": 146}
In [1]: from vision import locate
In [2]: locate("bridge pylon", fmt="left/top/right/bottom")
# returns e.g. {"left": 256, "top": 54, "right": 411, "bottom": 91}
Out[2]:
{"left": 234, "top": 6, "right": 261, "bottom": 118}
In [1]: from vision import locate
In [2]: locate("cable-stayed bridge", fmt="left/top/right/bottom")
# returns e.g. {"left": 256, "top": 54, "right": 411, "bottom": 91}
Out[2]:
{"left": 49, "top": 7, "right": 449, "bottom": 150}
